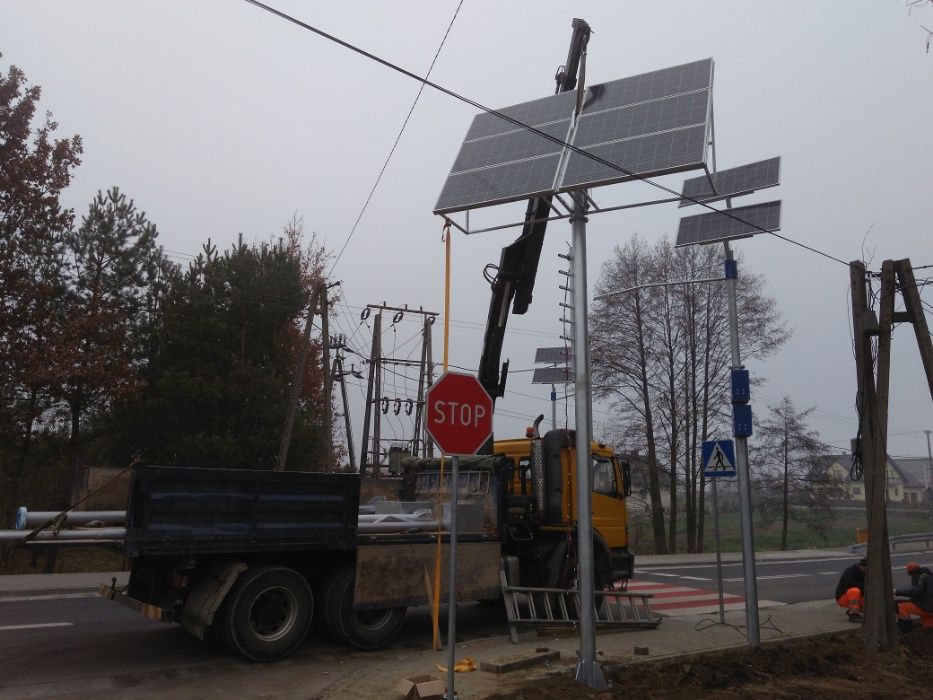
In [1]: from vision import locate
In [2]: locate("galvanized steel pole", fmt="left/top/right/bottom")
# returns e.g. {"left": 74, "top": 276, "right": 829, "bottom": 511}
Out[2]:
{"left": 570, "top": 191, "right": 606, "bottom": 689}
{"left": 724, "top": 241, "right": 760, "bottom": 646}
{"left": 446, "top": 454, "right": 459, "bottom": 699}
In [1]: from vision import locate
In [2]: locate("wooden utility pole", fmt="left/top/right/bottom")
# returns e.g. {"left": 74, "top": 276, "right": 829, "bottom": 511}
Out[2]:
{"left": 321, "top": 285, "right": 332, "bottom": 472}
{"left": 278, "top": 280, "right": 338, "bottom": 472}
{"left": 895, "top": 260, "right": 933, "bottom": 401}
{"left": 850, "top": 260, "right": 896, "bottom": 652}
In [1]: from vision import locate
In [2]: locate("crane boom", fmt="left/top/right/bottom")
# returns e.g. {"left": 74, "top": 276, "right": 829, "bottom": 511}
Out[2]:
{"left": 477, "top": 19, "right": 591, "bottom": 423}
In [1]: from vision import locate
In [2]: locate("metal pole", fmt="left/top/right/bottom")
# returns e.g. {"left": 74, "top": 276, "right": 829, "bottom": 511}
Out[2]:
{"left": 551, "top": 384, "right": 558, "bottom": 431}
{"left": 570, "top": 190, "right": 606, "bottom": 689}
{"left": 711, "top": 479, "right": 726, "bottom": 625}
{"left": 724, "top": 240, "right": 760, "bottom": 646}
{"left": 446, "top": 455, "right": 459, "bottom": 700}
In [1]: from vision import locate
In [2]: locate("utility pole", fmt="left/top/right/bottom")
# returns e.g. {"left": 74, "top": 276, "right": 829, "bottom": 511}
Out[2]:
{"left": 278, "top": 284, "right": 322, "bottom": 472}
{"left": 321, "top": 285, "right": 332, "bottom": 472}
{"left": 850, "top": 260, "right": 896, "bottom": 653}
{"left": 331, "top": 342, "right": 357, "bottom": 472}
{"left": 361, "top": 310, "right": 381, "bottom": 475}
{"left": 412, "top": 315, "right": 434, "bottom": 458}
{"left": 360, "top": 304, "right": 438, "bottom": 472}
{"left": 925, "top": 430, "right": 932, "bottom": 491}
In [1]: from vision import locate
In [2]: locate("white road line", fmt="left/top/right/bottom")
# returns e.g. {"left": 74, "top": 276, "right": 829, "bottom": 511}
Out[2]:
{"left": 818, "top": 571, "right": 840, "bottom": 575}
{"left": 680, "top": 576, "right": 712, "bottom": 581}
{"left": 0, "top": 592, "right": 98, "bottom": 603}
{"left": 0, "top": 622, "right": 74, "bottom": 631}
{"left": 722, "top": 573, "right": 808, "bottom": 582}
{"left": 637, "top": 555, "right": 903, "bottom": 572}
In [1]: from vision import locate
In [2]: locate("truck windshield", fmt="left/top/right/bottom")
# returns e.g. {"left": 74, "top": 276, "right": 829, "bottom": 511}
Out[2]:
{"left": 592, "top": 457, "right": 618, "bottom": 495}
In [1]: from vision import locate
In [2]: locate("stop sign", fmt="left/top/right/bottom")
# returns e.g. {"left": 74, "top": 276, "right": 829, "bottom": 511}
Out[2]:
{"left": 425, "top": 371, "right": 493, "bottom": 456}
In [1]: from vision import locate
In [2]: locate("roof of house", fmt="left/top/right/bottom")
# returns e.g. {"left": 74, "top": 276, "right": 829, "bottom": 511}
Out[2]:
{"left": 815, "top": 453, "right": 923, "bottom": 488}
{"left": 891, "top": 457, "right": 932, "bottom": 490}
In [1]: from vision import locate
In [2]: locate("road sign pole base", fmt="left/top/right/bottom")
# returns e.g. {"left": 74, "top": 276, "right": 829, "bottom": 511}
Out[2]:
{"left": 574, "top": 659, "right": 607, "bottom": 689}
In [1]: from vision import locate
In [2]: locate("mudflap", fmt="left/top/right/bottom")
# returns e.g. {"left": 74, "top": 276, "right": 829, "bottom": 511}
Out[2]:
{"left": 177, "top": 560, "right": 248, "bottom": 639}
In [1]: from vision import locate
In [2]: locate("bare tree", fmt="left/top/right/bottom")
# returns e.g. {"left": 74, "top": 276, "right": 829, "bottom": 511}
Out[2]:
{"left": 592, "top": 235, "right": 788, "bottom": 552}
{"left": 591, "top": 237, "right": 668, "bottom": 553}
{"left": 752, "top": 397, "right": 835, "bottom": 550}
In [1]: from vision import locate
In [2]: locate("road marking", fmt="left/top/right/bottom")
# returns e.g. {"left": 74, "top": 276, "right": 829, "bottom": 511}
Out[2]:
{"left": 636, "top": 555, "right": 890, "bottom": 572}
{"left": 722, "top": 573, "right": 807, "bottom": 582}
{"left": 0, "top": 622, "right": 74, "bottom": 631}
{"left": 0, "top": 592, "right": 98, "bottom": 603}
{"left": 818, "top": 571, "right": 840, "bottom": 575}
{"left": 680, "top": 576, "right": 711, "bottom": 581}
{"left": 629, "top": 579, "right": 783, "bottom": 616}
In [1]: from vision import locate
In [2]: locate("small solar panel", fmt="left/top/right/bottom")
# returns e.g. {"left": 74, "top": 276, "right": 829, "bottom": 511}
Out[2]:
{"left": 679, "top": 157, "right": 781, "bottom": 207}
{"left": 534, "top": 347, "right": 573, "bottom": 363}
{"left": 532, "top": 367, "right": 572, "bottom": 384}
{"left": 435, "top": 59, "right": 714, "bottom": 215}
{"left": 675, "top": 200, "right": 782, "bottom": 248}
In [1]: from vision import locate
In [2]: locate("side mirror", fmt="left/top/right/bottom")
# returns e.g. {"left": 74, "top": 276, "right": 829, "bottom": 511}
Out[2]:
{"left": 621, "top": 461, "right": 633, "bottom": 497}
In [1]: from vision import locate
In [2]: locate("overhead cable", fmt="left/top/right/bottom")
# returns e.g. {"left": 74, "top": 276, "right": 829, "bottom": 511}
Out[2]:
{"left": 244, "top": 0, "right": 850, "bottom": 268}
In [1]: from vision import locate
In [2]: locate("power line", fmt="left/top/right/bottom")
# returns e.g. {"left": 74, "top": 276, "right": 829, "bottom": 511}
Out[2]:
{"left": 326, "top": 0, "right": 463, "bottom": 275}
{"left": 244, "top": 0, "right": 850, "bottom": 269}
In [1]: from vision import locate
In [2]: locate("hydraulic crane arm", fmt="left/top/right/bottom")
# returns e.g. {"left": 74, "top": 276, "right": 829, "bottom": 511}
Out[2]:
{"left": 477, "top": 19, "right": 591, "bottom": 404}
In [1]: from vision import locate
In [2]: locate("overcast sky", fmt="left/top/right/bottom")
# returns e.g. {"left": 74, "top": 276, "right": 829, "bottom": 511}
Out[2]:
{"left": 4, "top": 0, "right": 933, "bottom": 463}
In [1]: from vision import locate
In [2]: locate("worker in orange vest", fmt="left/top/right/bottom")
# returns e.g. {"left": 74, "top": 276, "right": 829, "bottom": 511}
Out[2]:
{"left": 895, "top": 562, "right": 933, "bottom": 630}
{"left": 834, "top": 558, "right": 866, "bottom": 621}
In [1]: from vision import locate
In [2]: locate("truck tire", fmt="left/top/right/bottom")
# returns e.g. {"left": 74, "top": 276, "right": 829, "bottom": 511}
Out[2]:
{"left": 215, "top": 565, "right": 313, "bottom": 661}
{"left": 320, "top": 566, "right": 405, "bottom": 650}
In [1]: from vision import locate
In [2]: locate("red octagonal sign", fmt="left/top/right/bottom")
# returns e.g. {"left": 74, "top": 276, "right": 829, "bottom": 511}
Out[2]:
{"left": 425, "top": 371, "right": 493, "bottom": 456}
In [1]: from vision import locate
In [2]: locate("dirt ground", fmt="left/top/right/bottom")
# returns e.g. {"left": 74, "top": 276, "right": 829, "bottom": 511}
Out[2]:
{"left": 487, "top": 628, "right": 933, "bottom": 700}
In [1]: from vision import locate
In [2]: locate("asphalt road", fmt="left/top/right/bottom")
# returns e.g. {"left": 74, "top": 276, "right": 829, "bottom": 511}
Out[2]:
{"left": 634, "top": 550, "right": 933, "bottom": 604}
{"left": 0, "top": 588, "right": 504, "bottom": 697}
{"left": 2, "top": 551, "right": 930, "bottom": 697}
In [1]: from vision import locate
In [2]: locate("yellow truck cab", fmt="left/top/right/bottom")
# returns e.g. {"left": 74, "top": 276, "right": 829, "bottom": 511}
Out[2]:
{"left": 494, "top": 428, "right": 633, "bottom": 587}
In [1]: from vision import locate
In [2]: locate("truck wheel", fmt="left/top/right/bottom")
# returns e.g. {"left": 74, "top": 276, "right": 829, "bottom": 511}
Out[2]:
{"left": 320, "top": 566, "right": 406, "bottom": 650}
{"left": 216, "top": 565, "right": 313, "bottom": 661}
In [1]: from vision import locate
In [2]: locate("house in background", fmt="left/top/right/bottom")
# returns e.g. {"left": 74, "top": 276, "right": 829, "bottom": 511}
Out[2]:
{"left": 892, "top": 457, "right": 933, "bottom": 500}
{"left": 818, "top": 453, "right": 926, "bottom": 504}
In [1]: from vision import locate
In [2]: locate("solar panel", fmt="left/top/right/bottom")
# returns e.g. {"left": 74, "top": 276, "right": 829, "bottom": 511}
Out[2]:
{"left": 679, "top": 157, "right": 781, "bottom": 207}
{"left": 434, "top": 154, "right": 563, "bottom": 214}
{"left": 532, "top": 367, "right": 572, "bottom": 384}
{"left": 534, "top": 346, "right": 573, "bottom": 363}
{"left": 675, "top": 200, "right": 782, "bottom": 248}
{"left": 560, "top": 124, "right": 709, "bottom": 191}
{"left": 434, "top": 59, "right": 714, "bottom": 215}
{"left": 579, "top": 59, "right": 714, "bottom": 114}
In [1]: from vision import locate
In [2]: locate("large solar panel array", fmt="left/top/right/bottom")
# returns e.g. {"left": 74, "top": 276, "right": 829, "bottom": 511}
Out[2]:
{"left": 675, "top": 200, "right": 782, "bottom": 248}
{"left": 435, "top": 59, "right": 714, "bottom": 214}
{"left": 679, "top": 157, "right": 781, "bottom": 207}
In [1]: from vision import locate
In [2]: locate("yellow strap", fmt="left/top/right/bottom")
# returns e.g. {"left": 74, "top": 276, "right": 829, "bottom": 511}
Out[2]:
{"left": 431, "top": 223, "right": 452, "bottom": 651}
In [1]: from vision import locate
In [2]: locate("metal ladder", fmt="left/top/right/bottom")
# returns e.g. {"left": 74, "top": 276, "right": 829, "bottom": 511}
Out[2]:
{"left": 500, "top": 570, "right": 662, "bottom": 643}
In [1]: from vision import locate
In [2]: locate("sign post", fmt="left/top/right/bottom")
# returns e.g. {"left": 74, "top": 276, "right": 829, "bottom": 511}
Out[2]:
{"left": 703, "top": 439, "right": 736, "bottom": 625}
{"left": 425, "top": 371, "right": 493, "bottom": 700}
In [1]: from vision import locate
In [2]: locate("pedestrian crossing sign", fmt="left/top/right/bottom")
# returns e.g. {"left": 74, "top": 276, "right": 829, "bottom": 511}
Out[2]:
{"left": 702, "top": 440, "right": 736, "bottom": 478}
